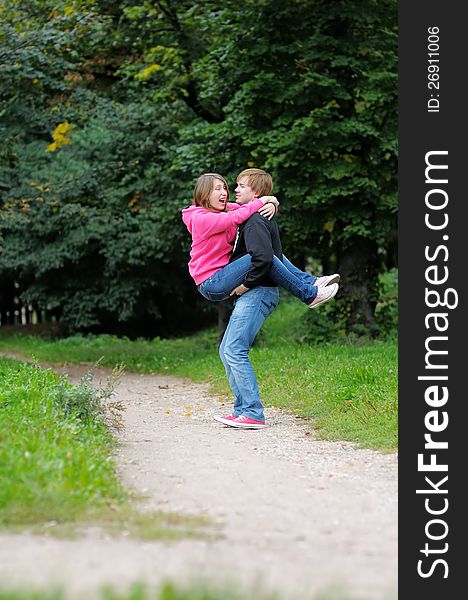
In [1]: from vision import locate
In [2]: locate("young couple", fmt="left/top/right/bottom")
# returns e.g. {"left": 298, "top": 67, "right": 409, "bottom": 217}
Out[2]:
{"left": 182, "top": 168, "right": 340, "bottom": 429}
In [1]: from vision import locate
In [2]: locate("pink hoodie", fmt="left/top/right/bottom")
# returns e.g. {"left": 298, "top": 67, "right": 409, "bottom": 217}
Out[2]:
{"left": 182, "top": 199, "right": 264, "bottom": 285}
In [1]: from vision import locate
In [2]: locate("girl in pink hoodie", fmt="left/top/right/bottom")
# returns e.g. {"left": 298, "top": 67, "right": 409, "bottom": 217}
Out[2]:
{"left": 182, "top": 173, "right": 277, "bottom": 286}
{"left": 182, "top": 172, "right": 340, "bottom": 308}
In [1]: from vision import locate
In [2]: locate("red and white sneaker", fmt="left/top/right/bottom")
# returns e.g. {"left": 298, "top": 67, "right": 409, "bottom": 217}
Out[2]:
{"left": 214, "top": 415, "right": 238, "bottom": 425}
{"left": 314, "top": 274, "right": 341, "bottom": 287}
{"left": 229, "top": 415, "right": 268, "bottom": 429}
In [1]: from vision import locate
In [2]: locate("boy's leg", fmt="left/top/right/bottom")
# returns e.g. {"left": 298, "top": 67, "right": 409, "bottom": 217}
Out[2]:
{"left": 221, "top": 287, "right": 279, "bottom": 422}
{"left": 218, "top": 334, "right": 243, "bottom": 417}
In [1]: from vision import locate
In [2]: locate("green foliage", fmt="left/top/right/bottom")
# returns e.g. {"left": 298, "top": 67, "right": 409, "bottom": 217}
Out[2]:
{"left": 1, "top": 95, "right": 210, "bottom": 332}
{"left": 375, "top": 267, "right": 398, "bottom": 337}
{"left": 53, "top": 371, "right": 111, "bottom": 422}
{"left": 302, "top": 267, "right": 398, "bottom": 342}
{"left": 1, "top": 0, "right": 397, "bottom": 335}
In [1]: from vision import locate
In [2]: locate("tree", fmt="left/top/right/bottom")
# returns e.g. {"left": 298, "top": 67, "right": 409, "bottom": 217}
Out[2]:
{"left": 1, "top": 1, "right": 213, "bottom": 334}
{"left": 1, "top": 0, "right": 397, "bottom": 336}
{"left": 153, "top": 0, "right": 398, "bottom": 333}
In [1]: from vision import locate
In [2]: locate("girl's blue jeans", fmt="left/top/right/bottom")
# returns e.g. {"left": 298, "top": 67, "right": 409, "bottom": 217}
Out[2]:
{"left": 198, "top": 254, "right": 318, "bottom": 304}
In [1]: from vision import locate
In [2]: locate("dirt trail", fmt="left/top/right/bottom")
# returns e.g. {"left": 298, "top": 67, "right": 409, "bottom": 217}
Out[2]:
{"left": 0, "top": 363, "right": 397, "bottom": 599}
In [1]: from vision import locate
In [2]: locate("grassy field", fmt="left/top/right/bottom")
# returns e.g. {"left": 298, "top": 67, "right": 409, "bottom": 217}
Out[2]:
{"left": 0, "top": 297, "right": 397, "bottom": 451}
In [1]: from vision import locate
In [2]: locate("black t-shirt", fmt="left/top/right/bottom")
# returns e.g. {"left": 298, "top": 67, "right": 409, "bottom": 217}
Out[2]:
{"left": 230, "top": 212, "right": 283, "bottom": 288}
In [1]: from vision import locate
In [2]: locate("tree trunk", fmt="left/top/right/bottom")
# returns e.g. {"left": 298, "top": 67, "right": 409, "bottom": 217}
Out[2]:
{"left": 0, "top": 280, "right": 16, "bottom": 326}
{"left": 335, "top": 237, "right": 380, "bottom": 335}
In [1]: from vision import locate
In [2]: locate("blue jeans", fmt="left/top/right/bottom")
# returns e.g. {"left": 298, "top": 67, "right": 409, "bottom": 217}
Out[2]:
{"left": 218, "top": 286, "right": 280, "bottom": 422}
{"left": 199, "top": 255, "right": 317, "bottom": 304}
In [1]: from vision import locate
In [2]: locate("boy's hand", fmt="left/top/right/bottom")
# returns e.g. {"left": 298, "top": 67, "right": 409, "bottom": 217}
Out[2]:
{"left": 230, "top": 284, "right": 249, "bottom": 297}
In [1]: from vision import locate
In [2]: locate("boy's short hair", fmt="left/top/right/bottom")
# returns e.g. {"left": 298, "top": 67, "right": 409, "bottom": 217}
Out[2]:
{"left": 193, "top": 173, "right": 229, "bottom": 210}
{"left": 236, "top": 168, "right": 273, "bottom": 197}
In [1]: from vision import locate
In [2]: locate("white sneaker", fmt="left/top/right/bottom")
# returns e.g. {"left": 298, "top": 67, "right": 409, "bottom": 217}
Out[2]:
{"left": 314, "top": 274, "right": 341, "bottom": 287}
{"left": 309, "top": 283, "right": 339, "bottom": 309}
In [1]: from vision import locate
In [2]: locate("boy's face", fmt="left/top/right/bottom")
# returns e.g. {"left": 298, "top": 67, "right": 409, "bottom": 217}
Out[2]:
{"left": 235, "top": 177, "right": 256, "bottom": 204}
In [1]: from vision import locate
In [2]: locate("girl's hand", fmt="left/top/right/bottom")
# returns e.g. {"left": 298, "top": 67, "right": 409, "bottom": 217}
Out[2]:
{"left": 259, "top": 195, "right": 279, "bottom": 207}
{"left": 258, "top": 195, "right": 279, "bottom": 220}
{"left": 258, "top": 202, "right": 277, "bottom": 220}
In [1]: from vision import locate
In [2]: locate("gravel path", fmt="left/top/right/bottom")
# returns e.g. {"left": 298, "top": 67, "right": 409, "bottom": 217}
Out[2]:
{"left": 0, "top": 363, "right": 397, "bottom": 600}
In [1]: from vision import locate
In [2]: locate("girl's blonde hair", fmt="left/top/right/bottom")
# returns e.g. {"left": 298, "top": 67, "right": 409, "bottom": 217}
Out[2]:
{"left": 193, "top": 173, "right": 229, "bottom": 210}
{"left": 236, "top": 168, "right": 273, "bottom": 197}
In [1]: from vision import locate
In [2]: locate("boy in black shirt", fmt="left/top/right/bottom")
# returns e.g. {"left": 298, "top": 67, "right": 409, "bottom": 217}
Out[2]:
{"left": 216, "top": 169, "right": 338, "bottom": 429}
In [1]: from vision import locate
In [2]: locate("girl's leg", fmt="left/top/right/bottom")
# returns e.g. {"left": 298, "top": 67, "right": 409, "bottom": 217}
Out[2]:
{"left": 199, "top": 254, "right": 325, "bottom": 305}
{"left": 283, "top": 255, "right": 340, "bottom": 288}
{"left": 198, "top": 255, "right": 253, "bottom": 301}
{"left": 269, "top": 256, "right": 317, "bottom": 304}
{"left": 282, "top": 255, "right": 317, "bottom": 285}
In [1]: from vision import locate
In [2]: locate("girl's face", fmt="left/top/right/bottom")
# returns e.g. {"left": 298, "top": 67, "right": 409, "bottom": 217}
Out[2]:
{"left": 208, "top": 178, "right": 228, "bottom": 211}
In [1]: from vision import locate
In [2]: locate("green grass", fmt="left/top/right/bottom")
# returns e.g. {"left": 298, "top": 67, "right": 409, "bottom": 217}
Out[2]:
{"left": 0, "top": 357, "right": 126, "bottom": 527}
{"left": 0, "top": 297, "right": 397, "bottom": 451}
{"left": 0, "top": 357, "right": 212, "bottom": 538}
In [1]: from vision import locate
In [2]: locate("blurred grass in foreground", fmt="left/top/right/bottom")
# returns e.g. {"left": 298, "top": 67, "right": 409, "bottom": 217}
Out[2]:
{"left": 0, "top": 581, "right": 374, "bottom": 600}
